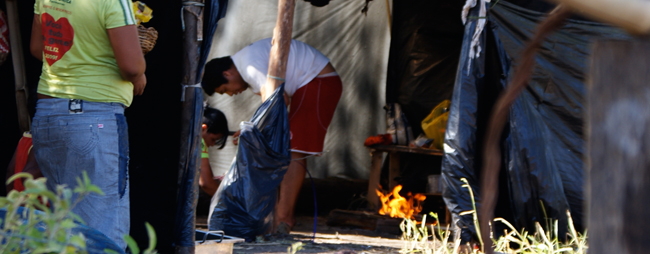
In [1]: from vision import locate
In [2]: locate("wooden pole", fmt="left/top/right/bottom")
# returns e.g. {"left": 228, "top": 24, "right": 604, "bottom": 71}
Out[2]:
{"left": 261, "top": 0, "right": 295, "bottom": 101}
{"left": 587, "top": 37, "right": 650, "bottom": 254}
{"left": 175, "top": 1, "right": 204, "bottom": 253}
{"left": 550, "top": 0, "right": 650, "bottom": 35}
{"left": 6, "top": 0, "right": 31, "bottom": 133}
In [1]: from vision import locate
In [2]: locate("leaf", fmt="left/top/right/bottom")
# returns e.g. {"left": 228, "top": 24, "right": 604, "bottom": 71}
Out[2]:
{"left": 144, "top": 222, "right": 157, "bottom": 252}
{"left": 59, "top": 219, "right": 76, "bottom": 229}
{"left": 69, "top": 233, "right": 87, "bottom": 249}
{"left": 85, "top": 185, "right": 104, "bottom": 196}
{"left": 6, "top": 172, "right": 33, "bottom": 184}
{"left": 124, "top": 235, "right": 140, "bottom": 254}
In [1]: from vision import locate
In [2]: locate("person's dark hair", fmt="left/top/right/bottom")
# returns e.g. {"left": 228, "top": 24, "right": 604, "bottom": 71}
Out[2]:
{"left": 202, "top": 56, "right": 234, "bottom": 96}
{"left": 203, "top": 107, "right": 229, "bottom": 149}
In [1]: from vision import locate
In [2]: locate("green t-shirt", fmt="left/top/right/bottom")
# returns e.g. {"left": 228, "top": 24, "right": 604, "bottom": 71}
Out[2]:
{"left": 201, "top": 139, "right": 210, "bottom": 159}
{"left": 34, "top": 0, "right": 137, "bottom": 106}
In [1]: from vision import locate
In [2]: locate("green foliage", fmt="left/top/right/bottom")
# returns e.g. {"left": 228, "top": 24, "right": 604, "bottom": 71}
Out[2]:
{"left": 0, "top": 172, "right": 158, "bottom": 254}
{"left": 399, "top": 178, "right": 588, "bottom": 254}
{"left": 122, "top": 222, "right": 158, "bottom": 254}
{"left": 0, "top": 172, "right": 101, "bottom": 253}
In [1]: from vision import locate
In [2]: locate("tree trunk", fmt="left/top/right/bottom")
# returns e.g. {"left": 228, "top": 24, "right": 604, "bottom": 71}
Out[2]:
{"left": 587, "top": 37, "right": 650, "bottom": 254}
{"left": 262, "top": 0, "right": 295, "bottom": 101}
{"left": 175, "top": 1, "right": 204, "bottom": 253}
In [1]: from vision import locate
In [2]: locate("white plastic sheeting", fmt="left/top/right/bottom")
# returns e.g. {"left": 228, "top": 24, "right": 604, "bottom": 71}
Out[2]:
{"left": 205, "top": 0, "right": 391, "bottom": 179}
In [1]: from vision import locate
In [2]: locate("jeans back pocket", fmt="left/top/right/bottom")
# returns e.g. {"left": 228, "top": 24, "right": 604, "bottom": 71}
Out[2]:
{"left": 62, "top": 119, "right": 99, "bottom": 155}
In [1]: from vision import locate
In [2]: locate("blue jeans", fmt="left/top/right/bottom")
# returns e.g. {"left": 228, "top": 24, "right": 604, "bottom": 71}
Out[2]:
{"left": 32, "top": 98, "right": 130, "bottom": 250}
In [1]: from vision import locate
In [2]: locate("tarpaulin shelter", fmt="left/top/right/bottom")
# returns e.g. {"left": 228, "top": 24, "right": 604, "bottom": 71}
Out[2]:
{"left": 441, "top": 0, "right": 629, "bottom": 242}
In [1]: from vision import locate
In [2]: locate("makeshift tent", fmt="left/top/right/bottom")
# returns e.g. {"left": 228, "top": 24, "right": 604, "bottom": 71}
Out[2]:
{"left": 205, "top": 0, "right": 391, "bottom": 180}
{"left": 442, "top": 0, "right": 629, "bottom": 242}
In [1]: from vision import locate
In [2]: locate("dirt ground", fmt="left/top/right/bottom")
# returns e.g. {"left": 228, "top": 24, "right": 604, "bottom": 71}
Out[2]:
{"left": 197, "top": 215, "right": 405, "bottom": 254}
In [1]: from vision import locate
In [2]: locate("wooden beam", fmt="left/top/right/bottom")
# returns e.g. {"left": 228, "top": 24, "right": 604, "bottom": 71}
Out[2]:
{"left": 388, "top": 152, "right": 400, "bottom": 190}
{"left": 587, "top": 38, "right": 650, "bottom": 254}
{"left": 6, "top": 0, "right": 31, "bottom": 133}
{"left": 549, "top": 0, "right": 650, "bottom": 35}
{"left": 367, "top": 151, "right": 384, "bottom": 210}
{"left": 262, "top": 0, "right": 296, "bottom": 101}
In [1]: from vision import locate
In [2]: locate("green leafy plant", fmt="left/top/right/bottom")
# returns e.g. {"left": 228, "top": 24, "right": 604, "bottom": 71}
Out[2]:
{"left": 0, "top": 172, "right": 101, "bottom": 253}
{"left": 0, "top": 172, "right": 158, "bottom": 254}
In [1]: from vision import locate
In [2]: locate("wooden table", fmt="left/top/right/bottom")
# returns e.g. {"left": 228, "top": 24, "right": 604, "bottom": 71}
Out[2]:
{"left": 365, "top": 145, "right": 450, "bottom": 224}
{"left": 365, "top": 145, "right": 444, "bottom": 209}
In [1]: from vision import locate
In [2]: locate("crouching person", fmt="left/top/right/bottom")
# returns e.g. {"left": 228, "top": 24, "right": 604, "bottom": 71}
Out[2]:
{"left": 200, "top": 107, "right": 230, "bottom": 196}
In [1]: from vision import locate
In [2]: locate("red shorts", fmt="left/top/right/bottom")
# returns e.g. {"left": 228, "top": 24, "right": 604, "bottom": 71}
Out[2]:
{"left": 288, "top": 75, "right": 342, "bottom": 154}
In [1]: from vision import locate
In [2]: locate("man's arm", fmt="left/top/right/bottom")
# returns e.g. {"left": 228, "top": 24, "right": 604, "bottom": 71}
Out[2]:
{"left": 107, "top": 25, "right": 147, "bottom": 95}
{"left": 30, "top": 14, "right": 43, "bottom": 61}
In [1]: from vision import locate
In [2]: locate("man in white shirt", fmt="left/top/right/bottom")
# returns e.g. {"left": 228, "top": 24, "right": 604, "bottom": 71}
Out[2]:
{"left": 203, "top": 38, "right": 342, "bottom": 234}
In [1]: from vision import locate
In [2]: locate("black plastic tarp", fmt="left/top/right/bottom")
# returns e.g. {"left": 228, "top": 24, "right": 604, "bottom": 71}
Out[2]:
{"left": 441, "top": 0, "right": 629, "bottom": 242}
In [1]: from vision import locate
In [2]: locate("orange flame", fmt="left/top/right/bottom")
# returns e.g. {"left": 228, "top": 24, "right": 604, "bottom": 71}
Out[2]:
{"left": 376, "top": 185, "right": 426, "bottom": 219}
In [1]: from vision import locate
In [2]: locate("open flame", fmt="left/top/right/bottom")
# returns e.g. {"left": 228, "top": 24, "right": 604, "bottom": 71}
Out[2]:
{"left": 376, "top": 185, "right": 426, "bottom": 219}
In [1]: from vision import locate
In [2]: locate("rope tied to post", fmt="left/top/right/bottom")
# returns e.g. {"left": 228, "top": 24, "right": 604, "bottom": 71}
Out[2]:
{"left": 181, "top": 83, "right": 202, "bottom": 101}
{"left": 180, "top": 1, "right": 204, "bottom": 32}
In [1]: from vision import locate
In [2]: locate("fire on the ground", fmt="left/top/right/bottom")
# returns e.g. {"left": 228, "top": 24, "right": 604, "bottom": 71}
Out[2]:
{"left": 376, "top": 185, "right": 426, "bottom": 220}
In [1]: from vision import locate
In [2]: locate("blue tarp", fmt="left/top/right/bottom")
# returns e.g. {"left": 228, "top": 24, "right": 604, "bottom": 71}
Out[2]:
{"left": 441, "top": 0, "right": 628, "bottom": 243}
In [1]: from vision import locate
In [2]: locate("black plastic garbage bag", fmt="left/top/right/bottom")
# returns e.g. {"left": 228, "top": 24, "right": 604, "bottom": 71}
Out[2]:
{"left": 208, "top": 84, "right": 291, "bottom": 241}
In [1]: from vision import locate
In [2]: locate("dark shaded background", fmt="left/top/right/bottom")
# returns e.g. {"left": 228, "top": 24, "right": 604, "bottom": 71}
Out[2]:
{"left": 384, "top": 0, "right": 465, "bottom": 195}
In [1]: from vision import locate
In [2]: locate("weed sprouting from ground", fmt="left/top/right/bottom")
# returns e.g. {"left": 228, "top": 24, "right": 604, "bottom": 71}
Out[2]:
{"left": 399, "top": 178, "right": 587, "bottom": 254}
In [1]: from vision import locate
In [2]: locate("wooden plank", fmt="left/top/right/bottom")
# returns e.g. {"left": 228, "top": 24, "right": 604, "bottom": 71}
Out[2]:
{"left": 587, "top": 38, "right": 650, "bottom": 254}
{"left": 326, "top": 209, "right": 378, "bottom": 231}
{"left": 367, "top": 151, "right": 384, "bottom": 210}
{"left": 388, "top": 152, "right": 400, "bottom": 190}
{"left": 367, "top": 145, "right": 443, "bottom": 156}
{"left": 327, "top": 209, "right": 432, "bottom": 235}
{"left": 6, "top": 0, "right": 31, "bottom": 133}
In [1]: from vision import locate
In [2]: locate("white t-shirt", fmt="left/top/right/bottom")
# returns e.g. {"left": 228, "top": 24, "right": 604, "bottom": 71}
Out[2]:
{"left": 231, "top": 38, "right": 330, "bottom": 96}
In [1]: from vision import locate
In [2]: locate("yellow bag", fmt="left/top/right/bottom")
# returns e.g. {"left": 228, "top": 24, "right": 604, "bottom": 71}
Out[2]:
{"left": 421, "top": 100, "right": 451, "bottom": 149}
{"left": 132, "top": 1, "right": 153, "bottom": 25}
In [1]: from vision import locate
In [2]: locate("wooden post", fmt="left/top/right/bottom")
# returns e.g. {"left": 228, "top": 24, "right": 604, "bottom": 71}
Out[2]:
{"left": 587, "top": 37, "right": 650, "bottom": 254}
{"left": 388, "top": 152, "right": 400, "bottom": 190}
{"left": 175, "top": 1, "right": 204, "bottom": 253}
{"left": 6, "top": 0, "right": 31, "bottom": 133}
{"left": 367, "top": 151, "right": 384, "bottom": 209}
{"left": 262, "top": 0, "right": 295, "bottom": 101}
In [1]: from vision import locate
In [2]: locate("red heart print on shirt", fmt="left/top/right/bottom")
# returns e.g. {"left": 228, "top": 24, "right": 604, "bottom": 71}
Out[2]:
{"left": 41, "top": 13, "right": 74, "bottom": 66}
